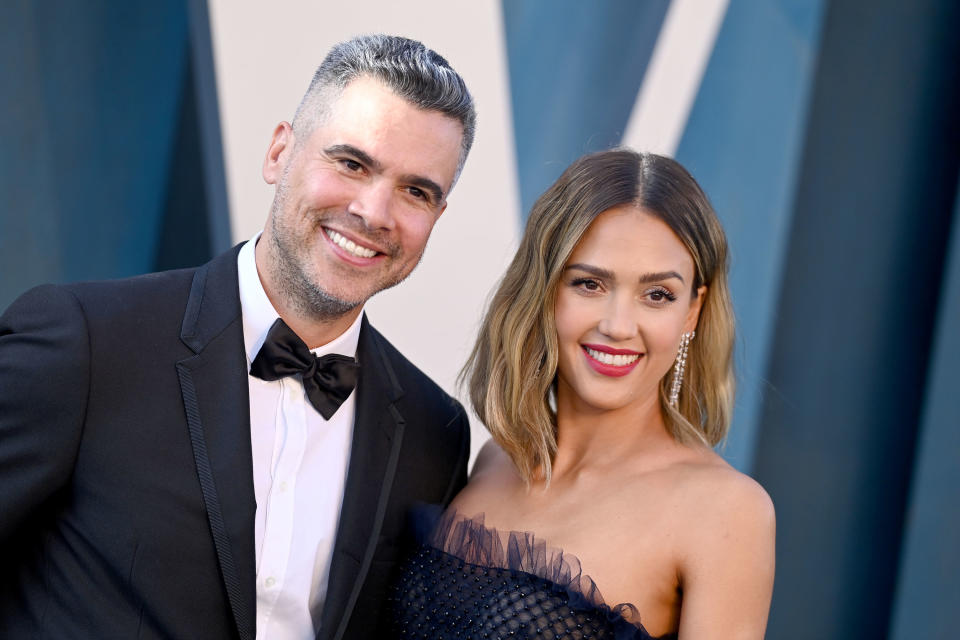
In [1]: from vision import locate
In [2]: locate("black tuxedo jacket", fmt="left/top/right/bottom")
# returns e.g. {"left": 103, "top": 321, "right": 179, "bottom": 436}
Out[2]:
{"left": 0, "top": 245, "right": 470, "bottom": 639}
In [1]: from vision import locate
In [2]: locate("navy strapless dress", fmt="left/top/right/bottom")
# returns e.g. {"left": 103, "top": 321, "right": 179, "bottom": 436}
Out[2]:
{"left": 386, "top": 505, "right": 677, "bottom": 640}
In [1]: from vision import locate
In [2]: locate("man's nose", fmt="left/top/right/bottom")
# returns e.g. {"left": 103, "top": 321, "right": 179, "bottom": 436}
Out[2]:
{"left": 597, "top": 295, "right": 638, "bottom": 341}
{"left": 347, "top": 182, "right": 395, "bottom": 230}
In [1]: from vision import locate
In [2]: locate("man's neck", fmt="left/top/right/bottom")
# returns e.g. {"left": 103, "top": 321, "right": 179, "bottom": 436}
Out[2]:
{"left": 277, "top": 305, "right": 363, "bottom": 351}
{"left": 253, "top": 237, "right": 363, "bottom": 350}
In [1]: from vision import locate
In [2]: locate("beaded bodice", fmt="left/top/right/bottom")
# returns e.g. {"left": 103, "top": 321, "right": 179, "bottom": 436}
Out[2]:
{"left": 386, "top": 506, "right": 677, "bottom": 640}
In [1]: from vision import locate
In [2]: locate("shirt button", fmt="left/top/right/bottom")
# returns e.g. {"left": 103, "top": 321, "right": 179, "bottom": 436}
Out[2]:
{"left": 279, "top": 481, "right": 288, "bottom": 492}
{"left": 265, "top": 576, "right": 276, "bottom": 588}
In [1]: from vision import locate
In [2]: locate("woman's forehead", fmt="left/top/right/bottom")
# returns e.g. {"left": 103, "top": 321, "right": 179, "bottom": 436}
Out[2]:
{"left": 568, "top": 206, "right": 695, "bottom": 276}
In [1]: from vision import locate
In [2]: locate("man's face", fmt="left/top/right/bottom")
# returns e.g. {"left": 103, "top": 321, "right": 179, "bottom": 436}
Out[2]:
{"left": 260, "top": 76, "right": 463, "bottom": 319}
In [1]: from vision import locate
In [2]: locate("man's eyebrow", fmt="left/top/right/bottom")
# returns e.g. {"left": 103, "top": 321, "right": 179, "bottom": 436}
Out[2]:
{"left": 324, "top": 144, "right": 382, "bottom": 172}
{"left": 399, "top": 174, "right": 444, "bottom": 204}
{"left": 325, "top": 144, "right": 445, "bottom": 204}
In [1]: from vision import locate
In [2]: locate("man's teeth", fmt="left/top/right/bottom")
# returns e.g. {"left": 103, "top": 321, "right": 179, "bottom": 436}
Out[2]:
{"left": 326, "top": 229, "right": 377, "bottom": 258}
{"left": 585, "top": 347, "right": 640, "bottom": 367}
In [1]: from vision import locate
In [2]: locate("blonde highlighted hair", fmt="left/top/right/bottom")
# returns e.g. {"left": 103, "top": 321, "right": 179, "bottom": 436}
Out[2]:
{"left": 462, "top": 149, "right": 735, "bottom": 483}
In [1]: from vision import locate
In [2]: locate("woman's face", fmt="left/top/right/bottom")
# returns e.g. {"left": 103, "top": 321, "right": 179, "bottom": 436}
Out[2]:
{"left": 554, "top": 205, "right": 705, "bottom": 415}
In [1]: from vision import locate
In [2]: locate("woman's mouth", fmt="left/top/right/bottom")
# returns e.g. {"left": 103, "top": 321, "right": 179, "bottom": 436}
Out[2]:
{"left": 582, "top": 344, "right": 642, "bottom": 377}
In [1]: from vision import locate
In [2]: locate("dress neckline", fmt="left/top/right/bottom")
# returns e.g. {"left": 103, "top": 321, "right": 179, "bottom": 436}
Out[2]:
{"left": 411, "top": 504, "right": 677, "bottom": 640}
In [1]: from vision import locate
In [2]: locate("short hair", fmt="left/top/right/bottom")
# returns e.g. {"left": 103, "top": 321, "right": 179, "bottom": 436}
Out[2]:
{"left": 463, "top": 149, "right": 735, "bottom": 484}
{"left": 292, "top": 34, "right": 476, "bottom": 185}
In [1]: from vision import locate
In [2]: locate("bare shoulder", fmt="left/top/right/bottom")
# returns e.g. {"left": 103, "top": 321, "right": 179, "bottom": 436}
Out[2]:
{"left": 635, "top": 447, "right": 775, "bottom": 566}
{"left": 450, "top": 438, "right": 522, "bottom": 515}
{"left": 679, "top": 452, "right": 775, "bottom": 528}
{"left": 654, "top": 450, "right": 776, "bottom": 637}
{"left": 666, "top": 452, "right": 776, "bottom": 637}
{"left": 470, "top": 437, "right": 513, "bottom": 479}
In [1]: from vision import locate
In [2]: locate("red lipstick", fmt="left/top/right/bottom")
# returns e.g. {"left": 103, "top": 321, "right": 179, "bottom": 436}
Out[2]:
{"left": 581, "top": 344, "right": 642, "bottom": 377}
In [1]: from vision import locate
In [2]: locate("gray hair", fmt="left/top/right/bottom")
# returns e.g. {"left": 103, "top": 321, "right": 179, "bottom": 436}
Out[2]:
{"left": 292, "top": 34, "right": 476, "bottom": 185}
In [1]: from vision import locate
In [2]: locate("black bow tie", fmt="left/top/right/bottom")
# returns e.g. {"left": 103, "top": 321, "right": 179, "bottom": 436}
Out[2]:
{"left": 250, "top": 318, "right": 360, "bottom": 419}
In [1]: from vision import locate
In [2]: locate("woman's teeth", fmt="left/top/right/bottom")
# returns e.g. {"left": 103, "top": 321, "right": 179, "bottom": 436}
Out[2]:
{"left": 585, "top": 347, "right": 640, "bottom": 366}
{"left": 326, "top": 229, "right": 377, "bottom": 258}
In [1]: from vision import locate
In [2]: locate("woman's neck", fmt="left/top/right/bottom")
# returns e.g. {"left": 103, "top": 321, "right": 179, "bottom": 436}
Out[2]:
{"left": 549, "top": 390, "right": 674, "bottom": 481}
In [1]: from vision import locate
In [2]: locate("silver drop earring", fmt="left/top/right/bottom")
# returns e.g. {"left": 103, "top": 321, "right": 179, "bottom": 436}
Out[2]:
{"left": 669, "top": 331, "right": 695, "bottom": 408}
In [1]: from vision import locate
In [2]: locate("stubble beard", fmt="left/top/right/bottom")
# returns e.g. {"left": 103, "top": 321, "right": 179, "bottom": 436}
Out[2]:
{"left": 266, "top": 184, "right": 361, "bottom": 323}
{"left": 265, "top": 170, "right": 430, "bottom": 323}
{"left": 269, "top": 228, "right": 360, "bottom": 323}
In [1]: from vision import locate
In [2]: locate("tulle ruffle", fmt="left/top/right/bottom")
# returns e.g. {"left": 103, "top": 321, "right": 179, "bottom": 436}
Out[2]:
{"left": 408, "top": 503, "right": 676, "bottom": 640}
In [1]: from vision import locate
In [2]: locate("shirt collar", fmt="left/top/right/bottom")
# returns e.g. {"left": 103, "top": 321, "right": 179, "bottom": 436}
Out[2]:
{"left": 237, "top": 232, "right": 363, "bottom": 368}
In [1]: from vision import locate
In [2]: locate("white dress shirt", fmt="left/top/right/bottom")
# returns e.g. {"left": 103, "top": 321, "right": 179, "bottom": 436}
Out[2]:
{"left": 237, "top": 235, "right": 363, "bottom": 640}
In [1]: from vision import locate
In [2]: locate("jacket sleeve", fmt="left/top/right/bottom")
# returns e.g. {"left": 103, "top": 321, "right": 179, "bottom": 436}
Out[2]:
{"left": 0, "top": 285, "right": 88, "bottom": 542}
{"left": 439, "top": 403, "right": 471, "bottom": 506}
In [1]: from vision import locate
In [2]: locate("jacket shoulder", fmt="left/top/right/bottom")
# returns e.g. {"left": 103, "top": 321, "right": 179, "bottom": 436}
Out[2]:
{"left": 1, "top": 266, "right": 195, "bottom": 342}
{"left": 63, "top": 266, "right": 198, "bottom": 312}
{"left": 363, "top": 322, "right": 466, "bottom": 423}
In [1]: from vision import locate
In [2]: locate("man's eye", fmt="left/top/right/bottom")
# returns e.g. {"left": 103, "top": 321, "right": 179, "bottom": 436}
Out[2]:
{"left": 341, "top": 159, "right": 363, "bottom": 172}
{"left": 407, "top": 186, "right": 427, "bottom": 201}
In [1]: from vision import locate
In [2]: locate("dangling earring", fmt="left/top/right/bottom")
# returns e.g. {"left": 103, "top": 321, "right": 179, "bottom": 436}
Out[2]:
{"left": 669, "top": 331, "right": 695, "bottom": 408}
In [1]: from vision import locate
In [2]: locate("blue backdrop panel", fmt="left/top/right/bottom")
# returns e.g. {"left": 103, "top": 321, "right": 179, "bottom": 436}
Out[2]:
{"left": 185, "top": 0, "right": 232, "bottom": 257}
{"left": 675, "top": 0, "right": 828, "bottom": 472}
{"left": 0, "top": 0, "right": 223, "bottom": 311}
{"left": 502, "top": 0, "right": 669, "bottom": 218}
{"left": 752, "top": 1, "right": 960, "bottom": 637}
{"left": 34, "top": 2, "right": 186, "bottom": 281}
{"left": 0, "top": 1, "right": 65, "bottom": 295}
{"left": 153, "top": 43, "right": 213, "bottom": 272}
{"left": 889, "top": 179, "right": 960, "bottom": 638}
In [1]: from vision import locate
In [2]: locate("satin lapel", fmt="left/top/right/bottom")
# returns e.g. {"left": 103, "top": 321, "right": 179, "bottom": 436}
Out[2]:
{"left": 319, "top": 316, "right": 405, "bottom": 640}
{"left": 176, "top": 245, "right": 257, "bottom": 640}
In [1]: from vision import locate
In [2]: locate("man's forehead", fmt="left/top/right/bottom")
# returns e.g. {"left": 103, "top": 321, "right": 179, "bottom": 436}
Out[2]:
{"left": 314, "top": 79, "right": 463, "bottom": 192}
{"left": 330, "top": 76, "right": 461, "bottom": 130}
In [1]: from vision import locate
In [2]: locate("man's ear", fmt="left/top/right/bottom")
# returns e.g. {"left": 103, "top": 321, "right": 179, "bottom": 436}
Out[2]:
{"left": 263, "top": 122, "right": 295, "bottom": 185}
{"left": 685, "top": 285, "right": 708, "bottom": 333}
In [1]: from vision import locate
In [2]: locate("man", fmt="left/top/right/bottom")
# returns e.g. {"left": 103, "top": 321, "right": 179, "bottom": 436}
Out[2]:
{"left": 0, "top": 35, "right": 475, "bottom": 639}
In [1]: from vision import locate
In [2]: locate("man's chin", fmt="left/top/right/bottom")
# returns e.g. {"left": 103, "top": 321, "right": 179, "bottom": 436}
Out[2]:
{"left": 306, "top": 262, "right": 415, "bottom": 313}
{"left": 321, "top": 274, "right": 405, "bottom": 305}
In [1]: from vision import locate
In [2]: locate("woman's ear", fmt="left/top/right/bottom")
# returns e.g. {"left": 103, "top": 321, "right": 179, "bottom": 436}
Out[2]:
{"left": 685, "top": 285, "right": 708, "bottom": 333}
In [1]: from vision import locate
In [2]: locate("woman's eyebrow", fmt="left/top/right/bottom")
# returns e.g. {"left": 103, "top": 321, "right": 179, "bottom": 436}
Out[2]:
{"left": 637, "top": 270, "right": 684, "bottom": 284}
{"left": 564, "top": 263, "right": 615, "bottom": 280}
{"left": 565, "top": 264, "right": 684, "bottom": 284}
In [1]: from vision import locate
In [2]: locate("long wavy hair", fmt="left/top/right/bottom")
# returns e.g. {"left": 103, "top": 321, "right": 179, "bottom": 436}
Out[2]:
{"left": 462, "top": 149, "right": 735, "bottom": 484}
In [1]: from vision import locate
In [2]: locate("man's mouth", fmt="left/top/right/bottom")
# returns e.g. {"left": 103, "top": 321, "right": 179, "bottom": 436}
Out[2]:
{"left": 324, "top": 228, "right": 379, "bottom": 259}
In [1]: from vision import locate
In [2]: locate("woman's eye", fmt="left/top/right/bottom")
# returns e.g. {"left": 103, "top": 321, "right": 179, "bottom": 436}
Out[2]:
{"left": 646, "top": 287, "right": 677, "bottom": 303}
{"left": 572, "top": 278, "right": 601, "bottom": 292}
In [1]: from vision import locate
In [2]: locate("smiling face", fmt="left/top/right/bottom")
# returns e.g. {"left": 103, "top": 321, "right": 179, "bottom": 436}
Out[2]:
{"left": 554, "top": 205, "right": 706, "bottom": 416}
{"left": 258, "top": 75, "right": 464, "bottom": 322}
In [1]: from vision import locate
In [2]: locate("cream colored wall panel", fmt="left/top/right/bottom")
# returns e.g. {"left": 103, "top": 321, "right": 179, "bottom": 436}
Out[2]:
{"left": 622, "top": 0, "right": 729, "bottom": 155}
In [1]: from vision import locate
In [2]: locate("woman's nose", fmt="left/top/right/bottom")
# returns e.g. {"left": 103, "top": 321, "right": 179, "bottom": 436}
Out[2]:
{"left": 597, "top": 296, "right": 638, "bottom": 341}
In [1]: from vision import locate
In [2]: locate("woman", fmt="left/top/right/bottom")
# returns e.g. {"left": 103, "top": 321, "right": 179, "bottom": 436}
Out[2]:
{"left": 389, "top": 150, "right": 775, "bottom": 639}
